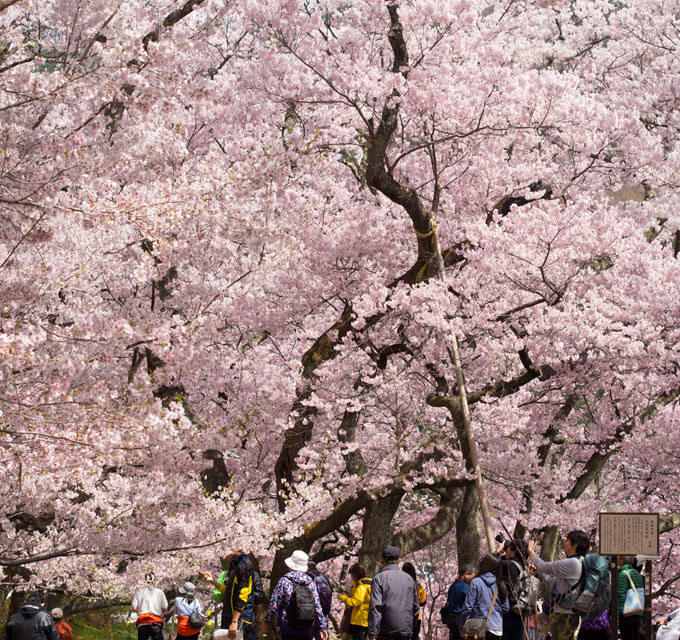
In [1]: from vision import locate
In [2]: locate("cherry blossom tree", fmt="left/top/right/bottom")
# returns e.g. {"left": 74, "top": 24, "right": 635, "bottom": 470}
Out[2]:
{"left": 1, "top": 0, "right": 680, "bottom": 611}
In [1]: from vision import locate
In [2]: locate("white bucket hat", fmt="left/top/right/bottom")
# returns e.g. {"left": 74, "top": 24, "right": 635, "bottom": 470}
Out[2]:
{"left": 284, "top": 550, "right": 310, "bottom": 573}
{"left": 179, "top": 581, "right": 196, "bottom": 595}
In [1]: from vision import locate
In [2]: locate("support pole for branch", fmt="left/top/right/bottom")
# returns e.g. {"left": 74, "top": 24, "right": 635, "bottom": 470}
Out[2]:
{"left": 447, "top": 330, "right": 496, "bottom": 552}
{"left": 427, "top": 185, "right": 495, "bottom": 552}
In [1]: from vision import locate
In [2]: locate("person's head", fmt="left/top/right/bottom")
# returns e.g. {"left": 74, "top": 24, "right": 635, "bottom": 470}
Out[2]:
{"left": 458, "top": 564, "right": 476, "bottom": 584}
{"left": 25, "top": 593, "right": 44, "bottom": 608}
{"left": 478, "top": 554, "right": 499, "bottom": 576}
{"left": 179, "top": 581, "right": 196, "bottom": 599}
{"left": 349, "top": 563, "right": 366, "bottom": 582}
{"left": 50, "top": 608, "right": 63, "bottom": 621}
{"left": 145, "top": 571, "right": 155, "bottom": 584}
{"left": 380, "top": 546, "right": 401, "bottom": 566}
{"left": 306, "top": 560, "right": 320, "bottom": 577}
{"left": 285, "top": 549, "right": 310, "bottom": 572}
{"left": 402, "top": 561, "right": 417, "bottom": 583}
{"left": 507, "top": 539, "right": 528, "bottom": 563}
{"left": 214, "top": 630, "right": 229, "bottom": 640}
{"left": 228, "top": 550, "right": 248, "bottom": 567}
{"left": 563, "top": 529, "right": 589, "bottom": 557}
{"left": 25, "top": 593, "right": 43, "bottom": 609}
{"left": 618, "top": 555, "right": 636, "bottom": 567}
{"left": 478, "top": 554, "right": 507, "bottom": 601}
{"left": 226, "top": 549, "right": 247, "bottom": 568}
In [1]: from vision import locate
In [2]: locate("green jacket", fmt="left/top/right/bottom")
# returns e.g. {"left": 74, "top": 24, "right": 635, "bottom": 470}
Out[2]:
{"left": 213, "top": 570, "right": 228, "bottom": 603}
{"left": 618, "top": 565, "right": 644, "bottom": 616}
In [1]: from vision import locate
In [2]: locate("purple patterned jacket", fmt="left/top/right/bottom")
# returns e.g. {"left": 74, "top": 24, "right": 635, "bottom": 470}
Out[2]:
{"left": 264, "top": 571, "right": 328, "bottom": 632}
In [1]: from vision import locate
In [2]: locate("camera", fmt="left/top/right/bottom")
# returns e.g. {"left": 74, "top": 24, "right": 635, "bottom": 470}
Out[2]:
{"left": 495, "top": 533, "right": 509, "bottom": 552}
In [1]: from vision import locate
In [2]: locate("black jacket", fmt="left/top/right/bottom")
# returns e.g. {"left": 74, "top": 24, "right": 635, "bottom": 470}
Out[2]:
{"left": 220, "top": 553, "right": 255, "bottom": 627}
{"left": 498, "top": 557, "right": 522, "bottom": 613}
{"left": 5, "top": 604, "right": 59, "bottom": 640}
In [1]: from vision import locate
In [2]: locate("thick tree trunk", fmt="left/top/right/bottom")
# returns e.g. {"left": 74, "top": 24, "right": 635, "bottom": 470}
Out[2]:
{"left": 359, "top": 494, "right": 405, "bottom": 576}
{"left": 540, "top": 525, "right": 561, "bottom": 561}
{"left": 456, "top": 482, "right": 481, "bottom": 569}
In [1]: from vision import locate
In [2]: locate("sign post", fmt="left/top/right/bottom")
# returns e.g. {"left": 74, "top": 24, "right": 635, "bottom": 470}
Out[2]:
{"left": 645, "top": 559, "right": 653, "bottom": 640}
{"left": 600, "top": 513, "right": 659, "bottom": 640}
{"left": 599, "top": 513, "right": 660, "bottom": 557}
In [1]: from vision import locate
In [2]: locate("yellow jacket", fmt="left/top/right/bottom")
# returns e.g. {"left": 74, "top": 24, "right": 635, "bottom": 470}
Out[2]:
{"left": 339, "top": 578, "right": 372, "bottom": 627}
{"left": 417, "top": 584, "right": 426, "bottom": 620}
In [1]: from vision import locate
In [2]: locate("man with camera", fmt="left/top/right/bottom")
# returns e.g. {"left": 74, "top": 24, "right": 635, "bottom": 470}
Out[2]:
{"left": 494, "top": 536, "right": 528, "bottom": 640}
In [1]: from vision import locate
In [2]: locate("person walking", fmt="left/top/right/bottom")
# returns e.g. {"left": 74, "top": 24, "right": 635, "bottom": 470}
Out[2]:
{"left": 445, "top": 565, "right": 476, "bottom": 640}
{"left": 264, "top": 550, "right": 328, "bottom": 640}
{"left": 200, "top": 550, "right": 256, "bottom": 640}
{"left": 174, "top": 582, "right": 201, "bottom": 640}
{"left": 460, "top": 555, "right": 509, "bottom": 640}
{"left": 131, "top": 572, "right": 169, "bottom": 640}
{"left": 308, "top": 561, "right": 333, "bottom": 640}
{"left": 401, "top": 563, "right": 426, "bottom": 640}
{"left": 618, "top": 556, "right": 644, "bottom": 640}
{"left": 528, "top": 529, "right": 590, "bottom": 640}
{"left": 367, "top": 546, "right": 419, "bottom": 640}
{"left": 5, "top": 593, "right": 59, "bottom": 640}
{"left": 339, "top": 563, "right": 372, "bottom": 640}
{"left": 50, "top": 609, "right": 73, "bottom": 640}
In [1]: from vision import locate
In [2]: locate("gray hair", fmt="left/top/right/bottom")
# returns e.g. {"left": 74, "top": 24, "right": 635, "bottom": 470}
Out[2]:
{"left": 213, "top": 631, "right": 230, "bottom": 640}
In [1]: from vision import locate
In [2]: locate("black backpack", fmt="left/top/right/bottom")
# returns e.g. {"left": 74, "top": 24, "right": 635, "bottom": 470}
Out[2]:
{"left": 253, "top": 571, "right": 266, "bottom": 605}
{"left": 286, "top": 577, "right": 316, "bottom": 629}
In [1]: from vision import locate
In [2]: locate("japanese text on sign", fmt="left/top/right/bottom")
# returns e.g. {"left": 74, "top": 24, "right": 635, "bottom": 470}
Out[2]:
{"left": 599, "top": 512, "right": 659, "bottom": 556}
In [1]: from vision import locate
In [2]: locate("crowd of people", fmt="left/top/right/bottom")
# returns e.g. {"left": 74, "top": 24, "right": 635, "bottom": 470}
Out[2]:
{"left": 2, "top": 533, "right": 669, "bottom": 640}
{"left": 124, "top": 546, "right": 413, "bottom": 640}
{"left": 443, "top": 531, "right": 653, "bottom": 640}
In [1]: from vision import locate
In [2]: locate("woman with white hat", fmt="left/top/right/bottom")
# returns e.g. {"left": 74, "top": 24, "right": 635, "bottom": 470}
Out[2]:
{"left": 174, "top": 581, "right": 202, "bottom": 640}
{"left": 264, "top": 550, "right": 329, "bottom": 640}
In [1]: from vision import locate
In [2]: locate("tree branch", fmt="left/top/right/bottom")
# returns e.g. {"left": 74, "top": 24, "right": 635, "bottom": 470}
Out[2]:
{"left": 393, "top": 483, "right": 473, "bottom": 555}
{"left": 559, "top": 388, "right": 680, "bottom": 503}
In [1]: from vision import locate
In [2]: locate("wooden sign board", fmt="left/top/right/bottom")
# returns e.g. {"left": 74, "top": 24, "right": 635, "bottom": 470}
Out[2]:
{"left": 599, "top": 512, "right": 659, "bottom": 557}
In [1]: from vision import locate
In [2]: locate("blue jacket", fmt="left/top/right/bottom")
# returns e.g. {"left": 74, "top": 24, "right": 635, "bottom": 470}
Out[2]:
{"left": 447, "top": 579, "right": 469, "bottom": 614}
{"left": 461, "top": 573, "right": 509, "bottom": 636}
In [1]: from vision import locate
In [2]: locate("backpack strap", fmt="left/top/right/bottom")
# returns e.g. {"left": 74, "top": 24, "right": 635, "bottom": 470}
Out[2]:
{"left": 486, "top": 587, "right": 499, "bottom": 625}
{"left": 575, "top": 557, "right": 586, "bottom": 591}
{"left": 624, "top": 571, "right": 643, "bottom": 609}
{"left": 565, "top": 557, "right": 585, "bottom": 594}
{"left": 510, "top": 560, "right": 523, "bottom": 572}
